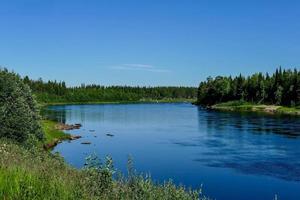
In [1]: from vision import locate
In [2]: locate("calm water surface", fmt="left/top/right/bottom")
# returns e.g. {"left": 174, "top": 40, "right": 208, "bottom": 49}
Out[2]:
{"left": 46, "top": 103, "right": 300, "bottom": 200}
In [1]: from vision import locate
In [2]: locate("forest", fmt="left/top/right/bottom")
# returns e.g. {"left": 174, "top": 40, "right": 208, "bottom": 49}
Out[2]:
{"left": 196, "top": 68, "right": 300, "bottom": 107}
{"left": 23, "top": 76, "right": 197, "bottom": 103}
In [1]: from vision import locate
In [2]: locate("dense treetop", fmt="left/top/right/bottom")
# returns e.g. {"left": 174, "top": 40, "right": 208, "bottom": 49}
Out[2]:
{"left": 0, "top": 68, "right": 43, "bottom": 143}
{"left": 197, "top": 68, "right": 300, "bottom": 107}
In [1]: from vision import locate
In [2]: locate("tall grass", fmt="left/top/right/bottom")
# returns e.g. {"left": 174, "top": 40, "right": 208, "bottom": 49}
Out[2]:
{"left": 0, "top": 140, "right": 208, "bottom": 200}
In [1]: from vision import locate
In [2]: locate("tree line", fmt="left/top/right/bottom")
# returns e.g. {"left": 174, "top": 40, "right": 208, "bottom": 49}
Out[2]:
{"left": 23, "top": 76, "right": 197, "bottom": 103}
{"left": 197, "top": 68, "right": 300, "bottom": 107}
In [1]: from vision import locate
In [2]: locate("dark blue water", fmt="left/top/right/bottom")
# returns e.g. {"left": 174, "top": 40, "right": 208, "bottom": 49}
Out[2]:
{"left": 47, "top": 103, "right": 300, "bottom": 200}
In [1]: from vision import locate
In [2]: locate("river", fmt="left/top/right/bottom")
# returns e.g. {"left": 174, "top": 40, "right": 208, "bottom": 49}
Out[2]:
{"left": 45, "top": 103, "right": 300, "bottom": 200}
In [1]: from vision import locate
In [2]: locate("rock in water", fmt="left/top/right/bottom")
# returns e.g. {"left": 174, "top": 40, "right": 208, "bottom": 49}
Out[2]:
{"left": 81, "top": 141, "right": 91, "bottom": 145}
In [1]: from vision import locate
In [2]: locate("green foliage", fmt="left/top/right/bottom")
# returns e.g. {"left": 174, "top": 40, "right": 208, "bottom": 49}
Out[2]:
{"left": 83, "top": 154, "right": 115, "bottom": 197}
{"left": 23, "top": 76, "right": 197, "bottom": 103}
{"left": 275, "top": 86, "right": 283, "bottom": 105}
{"left": 0, "top": 140, "right": 208, "bottom": 200}
{"left": 197, "top": 68, "right": 300, "bottom": 107}
{"left": 213, "top": 100, "right": 253, "bottom": 107}
{"left": 0, "top": 68, "right": 43, "bottom": 143}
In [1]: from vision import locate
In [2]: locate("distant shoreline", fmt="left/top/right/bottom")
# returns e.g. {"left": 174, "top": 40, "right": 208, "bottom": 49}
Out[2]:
{"left": 39, "top": 98, "right": 196, "bottom": 107}
{"left": 203, "top": 101, "right": 300, "bottom": 116}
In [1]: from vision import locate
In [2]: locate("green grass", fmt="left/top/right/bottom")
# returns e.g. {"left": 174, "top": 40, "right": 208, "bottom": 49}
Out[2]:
{"left": 213, "top": 100, "right": 254, "bottom": 107}
{"left": 212, "top": 100, "right": 259, "bottom": 112}
{"left": 42, "top": 120, "right": 70, "bottom": 145}
{"left": 0, "top": 140, "right": 85, "bottom": 200}
{"left": 0, "top": 167, "right": 81, "bottom": 200}
{"left": 0, "top": 140, "right": 208, "bottom": 200}
{"left": 277, "top": 106, "right": 300, "bottom": 115}
{"left": 212, "top": 100, "right": 300, "bottom": 116}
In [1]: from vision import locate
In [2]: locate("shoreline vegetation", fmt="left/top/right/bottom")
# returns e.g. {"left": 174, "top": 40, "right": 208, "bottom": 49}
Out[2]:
{"left": 196, "top": 68, "right": 300, "bottom": 116}
{"left": 207, "top": 101, "right": 300, "bottom": 116}
{"left": 40, "top": 98, "right": 196, "bottom": 106}
{"left": 42, "top": 120, "right": 83, "bottom": 149}
{"left": 0, "top": 140, "right": 207, "bottom": 200}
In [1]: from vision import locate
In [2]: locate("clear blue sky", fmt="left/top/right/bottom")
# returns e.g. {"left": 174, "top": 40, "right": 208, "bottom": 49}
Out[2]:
{"left": 0, "top": 0, "right": 299, "bottom": 86}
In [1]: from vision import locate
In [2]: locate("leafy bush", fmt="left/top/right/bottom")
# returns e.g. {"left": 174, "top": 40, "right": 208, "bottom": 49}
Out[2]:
{"left": 0, "top": 68, "right": 43, "bottom": 143}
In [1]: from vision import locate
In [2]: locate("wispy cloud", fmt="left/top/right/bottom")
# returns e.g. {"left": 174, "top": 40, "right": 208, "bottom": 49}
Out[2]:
{"left": 109, "top": 64, "right": 170, "bottom": 73}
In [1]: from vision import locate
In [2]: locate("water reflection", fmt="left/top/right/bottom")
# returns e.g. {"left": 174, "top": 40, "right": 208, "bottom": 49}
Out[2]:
{"left": 41, "top": 107, "right": 67, "bottom": 123}
{"left": 199, "top": 108, "right": 300, "bottom": 137}
{"left": 187, "top": 107, "right": 300, "bottom": 181}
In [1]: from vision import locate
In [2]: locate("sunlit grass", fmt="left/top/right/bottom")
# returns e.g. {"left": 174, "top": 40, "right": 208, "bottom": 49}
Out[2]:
{"left": 213, "top": 100, "right": 300, "bottom": 115}
{"left": 0, "top": 140, "right": 208, "bottom": 200}
{"left": 42, "top": 120, "right": 70, "bottom": 144}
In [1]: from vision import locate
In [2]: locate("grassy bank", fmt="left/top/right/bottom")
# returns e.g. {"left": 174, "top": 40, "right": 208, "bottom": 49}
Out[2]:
{"left": 211, "top": 101, "right": 300, "bottom": 116}
{"left": 0, "top": 140, "right": 207, "bottom": 200}
{"left": 42, "top": 120, "right": 71, "bottom": 145}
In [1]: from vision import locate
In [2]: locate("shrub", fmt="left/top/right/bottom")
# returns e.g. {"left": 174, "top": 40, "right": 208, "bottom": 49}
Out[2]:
{"left": 0, "top": 68, "right": 43, "bottom": 143}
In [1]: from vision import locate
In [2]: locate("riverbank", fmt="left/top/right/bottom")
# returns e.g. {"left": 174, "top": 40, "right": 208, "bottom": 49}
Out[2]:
{"left": 209, "top": 101, "right": 300, "bottom": 116}
{"left": 40, "top": 99, "right": 195, "bottom": 147}
{"left": 42, "top": 120, "right": 82, "bottom": 149}
{"left": 0, "top": 140, "right": 205, "bottom": 200}
{"left": 39, "top": 98, "right": 196, "bottom": 107}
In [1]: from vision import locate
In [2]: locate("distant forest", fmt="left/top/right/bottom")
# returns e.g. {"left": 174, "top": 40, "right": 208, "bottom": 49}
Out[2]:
{"left": 23, "top": 76, "right": 197, "bottom": 103}
{"left": 197, "top": 68, "right": 300, "bottom": 107}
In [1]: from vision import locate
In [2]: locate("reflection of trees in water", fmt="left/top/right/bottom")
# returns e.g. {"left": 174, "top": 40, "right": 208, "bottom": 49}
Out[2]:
{"left": 43, "top": 104, "right": 188, "bottom": 128}
{"left": 242, "top": 114, "right": 300, "bottom": 137}
{"left": 41, "top": 108, "right": 66, "bottom": 124}
{"left": 191, "top": 107, "right": 300, "bottom": 181}
{"left": 198, "top": 109, "right": 248, "bottom": 134}
{"left": 197, "top": 107, "right": 300, "bottom": 137}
